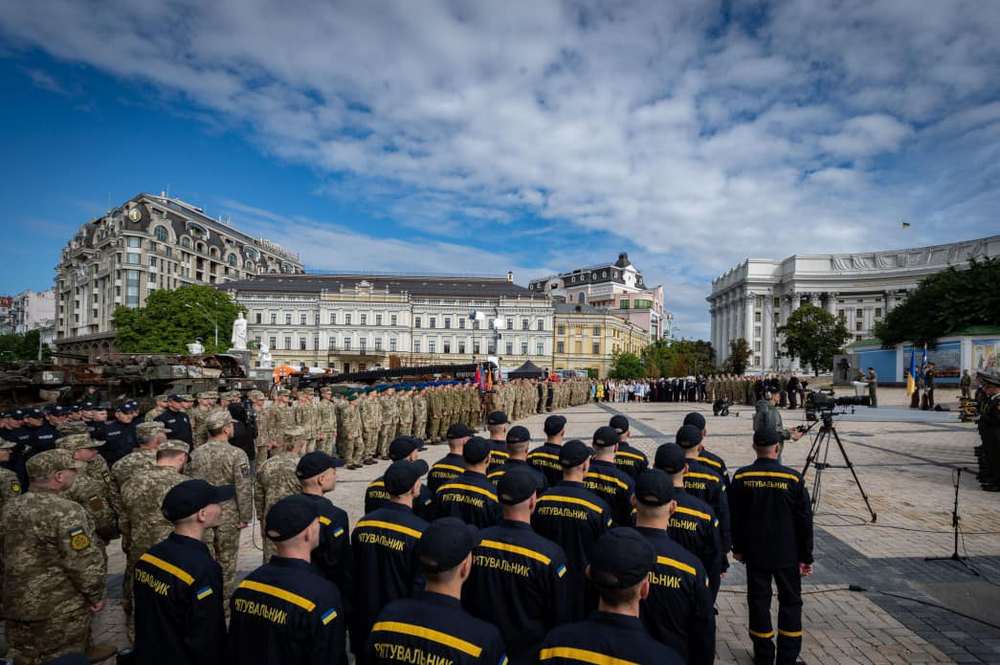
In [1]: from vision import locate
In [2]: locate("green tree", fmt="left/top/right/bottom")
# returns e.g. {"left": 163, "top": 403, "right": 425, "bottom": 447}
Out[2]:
{"left": 724, "top": 337, "right": 752, "bottom": 375}
{"left": 641, "top": 339, "right": 715, "bottom": 378}
{"left": 777, "top": 304, "right": 850, "bottom": 375}
{"left": 113, "top": 285, "right": 244, "bottom": 354}
{"left": 874, "top": 257, "right": 1000, "bottom": 346}
{"left": 610, "top": 351, "right": 644, "bottom": 379}
{"left": 0, "top": 330, "right": 51, "bottom": 361}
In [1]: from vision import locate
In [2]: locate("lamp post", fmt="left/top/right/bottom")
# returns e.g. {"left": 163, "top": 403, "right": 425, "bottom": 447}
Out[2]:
{"left": 185, "top": 303, "right": 219, "bottom": 349}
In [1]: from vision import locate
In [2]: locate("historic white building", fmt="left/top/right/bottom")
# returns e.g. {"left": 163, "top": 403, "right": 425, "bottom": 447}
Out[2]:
{"left": 222, "top": 273, "right": 554, "bottom": 373}
{"left": 708, "top": 235, "right": 1000, "bottom": 372}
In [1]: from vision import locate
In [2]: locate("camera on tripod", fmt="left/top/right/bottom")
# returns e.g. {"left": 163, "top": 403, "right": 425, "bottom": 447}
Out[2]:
{"left": 804, "top": 388, "right": 870, "bottom": 423}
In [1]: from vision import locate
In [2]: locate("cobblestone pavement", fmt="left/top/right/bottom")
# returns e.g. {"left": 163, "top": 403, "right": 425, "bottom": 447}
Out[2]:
{"left": 87, "top": 387, "right": 1000, "bottom": 664}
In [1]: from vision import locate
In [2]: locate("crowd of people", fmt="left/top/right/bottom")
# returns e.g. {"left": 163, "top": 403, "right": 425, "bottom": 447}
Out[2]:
{"left": 0, "top": 371, "right": 821, "bottom": 665}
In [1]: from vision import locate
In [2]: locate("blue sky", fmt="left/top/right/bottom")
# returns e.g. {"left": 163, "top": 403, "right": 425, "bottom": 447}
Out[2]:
{"left": 2, "top": 1, "right": 999, "bottom": 340}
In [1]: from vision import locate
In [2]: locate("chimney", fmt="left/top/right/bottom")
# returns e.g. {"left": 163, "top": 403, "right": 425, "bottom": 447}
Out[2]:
{"left": 506, "top": 271, "right": 513, "bottom": 283}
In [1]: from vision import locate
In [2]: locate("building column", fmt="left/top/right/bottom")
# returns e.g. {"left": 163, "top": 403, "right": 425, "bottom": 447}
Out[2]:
{"left": 825, "top": 291, "right": 837, "bottom": 316}
{"left": 744, "top": 293, "right": 755, "bottom": 343}
{"left": 762, "top": 294, "right": 774, "bottom": 371}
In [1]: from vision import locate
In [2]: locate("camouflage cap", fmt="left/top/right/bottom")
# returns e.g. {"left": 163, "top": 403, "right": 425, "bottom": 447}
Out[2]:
{"left": 978, "top": 367, "right": 1000, "bottom": 388}
{"left": 205, "top": 410, "right": 235, "bottom": 431}
{"left": 276, "top": 388, "right": 291, "bottom": 397}
{"left": 136, "top": 421, "right": 166, "bottom": 437}
{"left": 198, "top": 390, "right": 219, "bottom": 400}
{"left": 248, "top": 390, "right": 265, "bottom": 400}
{"left": 300, "top": 387, "right": 315, "bottom": 396}
{"left": 57, "top": 432, "right": 103, "bottom": 450}
{"left": 57, "top": 421, "right": 91, "bottom": 435}
{"left": 218, "top": 390, "right": 237, "bottom": 401}
{"left": 319, "top": 386, "right": 332, "bottom": 394}
{"left": 27, "top": 448, "right": 85, "bottom": 479}
{"left": 159, "top": 439, "right": 191, "bottom": 454}
{"left": 179, "top": 393, "right": 196, "bottom": 402}
{"left": 154, "top": 393, "right": 170, "bottom": 402}
{"left": 284, "top": 426, "right": 307, "bottom": 439}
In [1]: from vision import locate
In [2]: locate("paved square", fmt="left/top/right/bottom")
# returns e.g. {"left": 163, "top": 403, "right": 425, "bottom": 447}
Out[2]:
{"left": 88, "top": 387, "right": 1000, "bottom": 664}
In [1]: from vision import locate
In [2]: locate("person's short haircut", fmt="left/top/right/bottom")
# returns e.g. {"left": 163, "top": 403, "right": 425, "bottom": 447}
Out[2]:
{"left": 596, "top": 581, "right": 642, "bottom": 606}
{"left": 506, "top": 439, "right": 529, "bottom": 453}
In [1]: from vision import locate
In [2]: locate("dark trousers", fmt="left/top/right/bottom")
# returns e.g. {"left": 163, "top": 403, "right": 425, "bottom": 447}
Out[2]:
{"left": 910, "top": 389, "right": 920, "bottom": 409}
{"left": 788, "top": 391, "right": 798, "bottom": 409}
{"left": 747, "top": 565, "right": 802, "bottom": 665}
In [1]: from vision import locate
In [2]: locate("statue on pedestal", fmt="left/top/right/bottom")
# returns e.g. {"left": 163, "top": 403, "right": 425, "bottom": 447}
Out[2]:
{"left": 231, "top": 312, "right": 248, "bottom": 351}
{"left": 258, "top": 340, "right": 273, "bottom": 369}
{"left": 187, "top": 338, "right": 205, "bottom": 355}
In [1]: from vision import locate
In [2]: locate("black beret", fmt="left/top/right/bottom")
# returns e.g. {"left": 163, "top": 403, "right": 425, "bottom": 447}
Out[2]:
{"left": 543, "top": 415, "right": 567, "bottom": 436}
{"left": 497, "top": 467, "right": 539, "bottom": 505}
{"left": 683, "top": 412, "right": 706, "bottom": 431}
{"left": 486, "top": 411, "right": 509, "bottom": 426}
{"left": 416, "top": 517, "right": 480, "bottom": 573}
{"left": 463, "top": 436, "right": 492, "bottom": 465}
{"left": 446, "top": 423, "right": 475, "bottom": 440}
{"left": 295, "top": 451, "right": 345, "bottom": 479}
{"left": 384, "top": 459, "right": 429, "bottom": 496}
{"left": 506, "top": 426, "right": 531, "bottom": 445}
{"left": 588, "top": 528, "right": 655, "bottom": 589}
{"left": 635, "top": 470, "right": 677, "bottom": 506}
{"left": 753, "top": 428, "right": 783, "bottom": 447}
{"left": 609, "top": 415, "right": 629, "bottom": 433}
{"left": 654, "top": 442, "right": 687, "bottom": 474}
{"left": 389, "top": 436, "right": 426, "bottom": 461}
{"left": 162, "top": 479, "right": 235, "bottom": 522}
{"left": 592, "top": 426, "right": 621, "bottom": 448}
{"left": 559, "top": 439, "right": 593, "bottom": 468}
{"left": 265, "top": 494, "right": 320, "bottom": 542}
{"left": 675, "top": 425, "right": 703, "bottom": 449}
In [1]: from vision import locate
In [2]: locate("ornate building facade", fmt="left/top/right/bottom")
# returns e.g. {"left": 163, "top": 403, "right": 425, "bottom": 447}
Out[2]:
{"left": 222, "top": 274, "right": 553, "bottom": 373}
{"left": 708, "top": 235, "right": 1000, "bottom": 372}
{"left": 54, "top": 193, "right": 303, "bottom": 358}
{"left": 551, "top": 303, "right": 650, "bottom": 378}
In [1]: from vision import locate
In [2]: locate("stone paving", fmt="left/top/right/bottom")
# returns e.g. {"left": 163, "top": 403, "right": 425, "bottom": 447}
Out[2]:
{"left": 85, "top": 387, "right": 1000, "bottom": 664}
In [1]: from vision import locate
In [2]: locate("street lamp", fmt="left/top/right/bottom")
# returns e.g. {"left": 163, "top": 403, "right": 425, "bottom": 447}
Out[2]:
{"left": 185, "top": 303, "right": 219, "bottom": 349}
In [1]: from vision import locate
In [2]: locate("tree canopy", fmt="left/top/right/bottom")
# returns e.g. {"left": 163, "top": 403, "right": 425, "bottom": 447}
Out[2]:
{"left": 113, "top": 285, "right": 244, "bottom": 354}
{"left": 609, "top": 351, "right": 644, "bottom": 379}
{"left": 0, "top": 330, "right": 51, "bottom": 362}
{"left": 777, "top": 303, "right": 850, "bottom": 376}
{"left": 724, "top": 337, "right": 751, "bottom": 375}
{"left": 874, "top": 257, "right": 1000, "bottom": 346}
{"left": 642, "top": 339, "right": 716, "bottom": 378}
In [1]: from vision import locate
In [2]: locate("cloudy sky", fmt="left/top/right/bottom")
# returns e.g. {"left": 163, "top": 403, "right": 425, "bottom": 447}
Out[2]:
{"left": 2, "top": 1, "right": 999, "bottom": 339}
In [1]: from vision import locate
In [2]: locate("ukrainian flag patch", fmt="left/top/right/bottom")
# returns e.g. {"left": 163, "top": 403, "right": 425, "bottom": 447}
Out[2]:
{"left": 196, "top": 586, "right": 214, "bottom": 600}
{"left": 333, "top": 527, "right": 345, "bottom": 538}
{"left": 556, "top": 564, "right": 567, "bottom": 578}
{"left": 321, "top": 608, "right": 338, "bottom": 625}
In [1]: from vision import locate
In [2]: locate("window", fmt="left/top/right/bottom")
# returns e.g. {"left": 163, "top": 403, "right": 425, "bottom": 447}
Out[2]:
{"left": 855, "top": 321, "right": 863, "bottom": 331}
{"left": 227, "top": 254, "right": 237, "bottom": 267}
{"left": 557, "top": 325, "right": 566, "bottom": 335}
{"left": 505, "top": 341, "right": 513, "bottom": 355}
{"left": 488, "top": 319, "right": 495, "bottom": 330}
{"left": 754, "top": 341, "right": 762, "bottom": 352}
{"left": 389, "top": 338, "right": 397, "bottom": 352}
{"left": 459, "top": 318, "right": 465, "bottom": 329}
{"left": 521, "top": 319, "right": 529, "bottom": 330}
{"left": 299, "top": 338, "right": 307, "bottom": 351}
{"left": 375, "top": 314, "right": 382, "bottom": 326}
{"left": 165, "top": 247, "right": 172, "bottom": 258}
{"left": 505, "top": 317, "right": 513, "bottom": 329}
{"left": 838, "top": 311, "right": 846, "bottom": 321}
{"left": 444, "top": 318, "right": 451, "bottom": 329}
{"left": 329, "top": 312, "right": 337, "bottom": 325}
{"left": 474, "top": 341, "right": 482, "bottom": 354}
{"left": 537, "top": 342, "right": 545, "bottom": 356}
{"left": 520, "top": 341, "right": 528, "bottom": 355}
{"left": 443, "top": 341, "right": 451, "bottom": 354}
{"left": 488, "top": 340, "right": 497, "bottom": 354}
{"left": 126, "top": 270, "right": 140, "bottom": 307}
{"left": 126, "top": 253, "right": 140, "bottom": 265}
{"left": 285, "top": 313, "right": 292, "bottom": 325}
{"left": 359, "top": 338, "right": 367, "bottom": 351}
{"left": 300, "top": 313, "right": 307, "bottom": 325}
{"left": 344, "top": 338, "right": 351, "bottom": 351}
{"left": 856, "top": 308, "right": 864, "bottom": 318}
{"left": 592, "top": 342, "right": 600, "bottom": 354}
{"left": 458, "top": 341, "right": 465, "bottom": 354}
{"left": 633, "top": 299, "right": 653, "bottom": 309}
{"left": 390, "top": 314, "right": 397, "bottom": 326}
{"left": 592, "top": 326, "right": 600, "bottom": 336}
{"left": 415, "top": 317, "right": 422, "bottom": 328}
{"left": 360, "top": 314, "right": 367, "bottom": 326}
{"left": 313, "top": 335, "right": 319, "bottom": 350}
{"left": 413, "top": 340, "right": 421, "bottom": 352}
{"left": 754, "top": 311, "right": 762, "bottom": 322}
{"left": 345, "top": 314, "right": 352, "bottom": 325}
{"left": 269, "top": 336, "right": 276, "bottom": 349}
{"left": 473, "top": 320, "right": 480, "bottom": 330}
{"left": 181, "top": 237, "right": 191, "bottom": 248}
{"left": 255, "top": 312, "right": 262, "bottom": 324}
{"left": 149, "top": 255, "right": 157, "bottom": 267}
{"left": 270, "top": 313, "right": 277, "bottom": 324}
{"left": 429, "top": 317, "right": 436, "bottom": 329}
{"left": 536, "top": 320, "right": 544, "bottom": 331}
{"left": 126, "top": 237, "right": 141, "bottom": 248}
{"left": 429, "top": 340, "right": 437, "bottom": 353}
{"left": 620, "top": 300, "right": 629, "bottom": 310}
{"left": 374, "top": 338, "right": 382, "bottom": 351}
{"left": 875, "top": 308, "right": 882, "bottom": 317}
{"left": 284, "top": 336, "right": 292, "bottom": 349}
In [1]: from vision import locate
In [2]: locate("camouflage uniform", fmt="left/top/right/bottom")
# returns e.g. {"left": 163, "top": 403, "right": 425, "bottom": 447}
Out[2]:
{"left": 1, "top": 451, "right": 106, "bottom": 665}
{"left": 336, "top": 397, "right": 364, "bottom": 466}
{"left": 294, "top": 390, "right": 320, "bottom": 453}
{"left": 427, "top": 387, "right": 444, "bottom": 443}
{"left": 378, "top": 389, "right": 399, "bottom": 457}
{"left": 396, "top": 389, "right": 414, "bottom": 438}
{"left": 412, "top": 389, "right": 429, "bottom": 440}
{"left": 58, "top": 433, "right": 118, "bottom": 547}
{"left": 254, "top": 428, "right": 304, "bottom": 562}
{"left": 143, "top": 395, "right": 168, "bottom": 423}
{"left": 189, "top": 391, "right": 221, "bottom": 449}
{"left": 359, "top": 391, "right": 382, "bottom": 461}
{"left": 317, "top": 389, "right": 339, "bottom": 455}
{"left": 0, "top": 439, "right": 22, "bottom": 513}
{"left": 261, "top": 394, "right": 295, "bottom": 458}
{"left": 187, "top": 412, "right": 253, "bottom": 602}
{"left": 119, "top": 440, "right": 189, "bottom": 636}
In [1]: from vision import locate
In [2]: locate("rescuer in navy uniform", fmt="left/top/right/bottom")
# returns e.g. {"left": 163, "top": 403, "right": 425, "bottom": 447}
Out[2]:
{"left": 531, "top": 439, "right": 612, "bottom": 620}
{"left": 296, "top": 452, "right": 352, "bottom": 615}
{"left": 675, "top": 424, "right": 731, "bottom": 575}
{"left": 364, "top": 436, "right": 434, "bottom": 518}
{"left": 633, "top": 470, "right": 714, "bottom": 665}
{"left": 351, "top": 459, "right": 429, "bottom": 660}
{"left": 367, "top": 517, "right": 507, "bottom": 665}
{"left": 427, "top": 423, "right": 474, "bottom": 494}
{"left": 537, "top": 528, "right": 682, "bottom": 665}
{"left": 584, "top": 426, "right": 635, "bottom": 526}
{"left": 653, "top": 442, "right": 722, "bottom": 598}
{"left": 527, "top": 415, "right": 568, "bottom": 488}
{"left": 464, "top": 467, "right": 569, "bottom": 664}
{"left": 155, "top": 395, "right": 193, "bottom": 446}
{"left": 683, "top": 412, "right": 729, "bottom": 489}
{"left": 228, "top": 494, "right": 347, "bottom": 665}
{"left": 730, "top": 428, "right": 814, "bottom": 665}
{"left": 101, "top": 401, "right": 139, "bottom": 467}
{"left": 610, "top": 415, "right": 649, "bottom": 480}
{"left": 133, "top": 479, "right": 230, "bottom": 665}
{"left": 488, "top": 425, "right": 547, "bottom": 491}
{"left": 434, "top": 436, "right": 502, "bottom": 528}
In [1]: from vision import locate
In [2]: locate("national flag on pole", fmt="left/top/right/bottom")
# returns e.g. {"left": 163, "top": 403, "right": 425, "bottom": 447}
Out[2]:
{"left": 907, "top": 349, "right": 916, "bottom": 396}
{"left": 474, "top": 365, "right": 482, "bottom": 390}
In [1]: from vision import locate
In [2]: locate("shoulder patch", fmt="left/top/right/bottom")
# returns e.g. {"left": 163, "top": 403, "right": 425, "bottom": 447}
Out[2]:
{"left": 10, "top": 481, "right": 21, "bottom": 494}
{"left": 240, "top": 463, "right": 250, "bottom": 478}
{"left": 196, "top": 586, "right": 214, "bottom": 600}
{"left": 68, "top": 527, "right": 91, "bottom": 551}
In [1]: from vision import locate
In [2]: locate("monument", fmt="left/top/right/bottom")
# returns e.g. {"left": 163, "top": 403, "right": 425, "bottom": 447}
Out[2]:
{"left": 231, "top": 312, "right": 248, "bottom": 351}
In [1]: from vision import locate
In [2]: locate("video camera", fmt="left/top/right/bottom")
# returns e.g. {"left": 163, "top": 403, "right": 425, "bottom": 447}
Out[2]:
{"left": 805, "top": 388, "right": 870, "bottom": 423}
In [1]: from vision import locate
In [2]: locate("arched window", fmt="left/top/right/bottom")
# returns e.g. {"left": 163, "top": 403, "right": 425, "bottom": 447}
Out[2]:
{"left": 227, "top": 254, "right": 237, "bottom": 267}
{"left": 245, "top": 260, "right": 255, "bottom": 271}
{"left": 577, "top": 292, "right": 586, "bottom": 304}
{"left": 153, "top": 226, "right": 168, "bottom": 242}
{"left": 195, "top": 241, "right": 205, "bottom": 254}
{"left": 209, "top": 247, "right": 220, "bottom": 258}
{"left": 180, "top": 236, "right": 191, "bottom": 248}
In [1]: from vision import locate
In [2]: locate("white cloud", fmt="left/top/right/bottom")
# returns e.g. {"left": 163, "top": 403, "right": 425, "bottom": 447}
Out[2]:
{"left": 2, "top": 0, "right": 999, "bottom": 340}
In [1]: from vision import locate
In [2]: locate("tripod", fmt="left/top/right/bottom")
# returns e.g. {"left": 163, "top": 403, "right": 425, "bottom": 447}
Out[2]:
{"left": 801, "top": 418, "right": 877, "bottom": 522}
{"left": 924, "top": 468, "right": 978, "bottom": 575}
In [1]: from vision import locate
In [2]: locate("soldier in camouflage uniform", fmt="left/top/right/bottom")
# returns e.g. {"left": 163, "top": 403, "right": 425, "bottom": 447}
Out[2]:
{"left": 359, "top": 389, "right": 382, "bottom": 464}
{"left": 255, "top": 426, "right": 307, "bottom": 562}
{"left": 57, "top": 433, "right": 118, "bottom": 554}
{"left": 0, "top": 437, "right": 20, "bottom": 513}
{"left": 336, "top": 393, "right": 364, "bottom": 469}
{"left": 143, "top": 394, "right": 169, "bottom": 423}
{"left": 189, "top": 390, "right": 221, "bottom": 449}
{"left": 119, "top": 439, "right": 190, "bottom": 638}
{"left": 412, "top": 387, "right": 429, "bottom": 441}
{"left": 378, "top": 387, "right": 399, "bottom": 459}
{"left": 293, "top": 387, "right": 319, "bottom": 453}
{"left": 110, "top": 421, "right": 166, "bottom": 531}
{"left": 1, "top": 449, "right": 113, "bottom": 665}
{"left": 317, "top": 386, "right": 339, "bottom": 455}
{"left": 186, "top": 410, "right": 253, "bottom": 602}
{"left": 428, "top": 385, "right": 445, "bottom": 443}
{"left": 260, "top": 388, "right": 294, "bottom": 460}
{"left": 396, "top": 387, "right": 414, "bottom": 438}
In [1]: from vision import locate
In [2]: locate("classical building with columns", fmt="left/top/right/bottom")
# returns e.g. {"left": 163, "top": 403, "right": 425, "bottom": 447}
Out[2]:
{"left": 708, "top": 235, "right": 1000, "bottom": 372}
